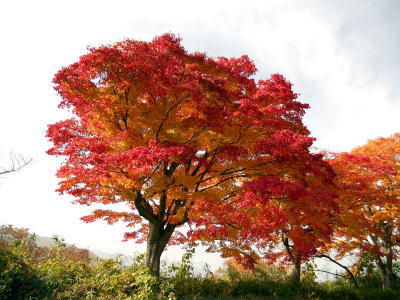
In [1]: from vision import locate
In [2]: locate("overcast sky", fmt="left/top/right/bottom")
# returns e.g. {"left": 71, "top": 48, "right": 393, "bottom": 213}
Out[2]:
{"left": 0, "top": 0, "right": 399, "bottom": 271}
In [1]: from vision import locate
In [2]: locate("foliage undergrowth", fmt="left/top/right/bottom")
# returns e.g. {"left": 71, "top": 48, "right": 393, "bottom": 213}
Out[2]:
{"left": 1, "top": 225, "right": 399, "bottom": 299}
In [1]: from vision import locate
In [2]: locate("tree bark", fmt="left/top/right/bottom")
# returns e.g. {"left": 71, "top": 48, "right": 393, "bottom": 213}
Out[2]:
{"left": 375, "top": 255, "right": 396, "bottom": 290}
{"left": 282, "top": 235, "right": 301, "bottom": 285}
{"left": 371, "top": 224, "right": 397, "bottom": 290}
{"left": 146, "top": 221, "right": 175, "bottom": 276}
{"left": 383, "top": 272, "right": 397, "bottom": 290}
{"left": 291, "top": 257, "right": 301, "bottom": 285}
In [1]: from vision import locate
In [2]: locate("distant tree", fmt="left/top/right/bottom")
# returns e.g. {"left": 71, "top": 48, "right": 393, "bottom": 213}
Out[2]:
{"left": 47, "top": 33, "right": 336, "bottom": 276}
{"left": 328, "top": 133, "right": 400, "bottom": 290}
{"left": 0, "top": 153, "right": 32, "bottom": 176}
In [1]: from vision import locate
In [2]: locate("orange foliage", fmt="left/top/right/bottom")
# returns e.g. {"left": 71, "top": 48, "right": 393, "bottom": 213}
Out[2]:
{"left": 47, "top": 34, "right": 337, "bottom": 273}
{"left": 327, "top": 134, "right": 400, "bottom": 289}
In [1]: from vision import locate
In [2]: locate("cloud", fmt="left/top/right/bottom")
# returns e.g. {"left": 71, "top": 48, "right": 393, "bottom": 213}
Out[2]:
{"left": 122, "top": 0, "right": 400, "bottom": 151}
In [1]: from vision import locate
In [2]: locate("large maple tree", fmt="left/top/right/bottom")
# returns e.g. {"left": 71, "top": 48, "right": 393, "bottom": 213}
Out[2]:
{"left": 47, "top": 34, "right": 335, "bottom": 275}
{"left": 329, "top": 134, "right": 400, "bottom": 290}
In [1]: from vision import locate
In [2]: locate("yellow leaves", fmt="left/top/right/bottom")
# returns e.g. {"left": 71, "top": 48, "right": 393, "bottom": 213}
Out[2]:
{"left": 197, "top": 186, "right": 225, "bottom": 201}
{"left": 220, "top": 248, "right": 242, "bottom": 259}
{"left": 117, "top": 176, "right": 137, "bottom": 189}
{"left": 109, "top": 139, "right": 131, "bottom": 152}
{"left": 168, "top": 207, "right": 186, "bottom": 224}
{"left": 108, "top": 172, "right": 140, "bottom": 190}
{"left": 166, "top": 188, "right": 188, "bottom": 201}
{"left": 173, "top": 172, "right": 197, "bottom": 189}
{"left": 226, "top": 226, "right": 240, "bottom": 240}
{"left": 177, "top": 105, "right": 197, "bottom": 120}
{"left": 203, "top": 133, "right": 225, "bottom": 151}
{"left": 371, "top": 210, "right": 392, "bottom": 223}
{"left": 167, "top": 129, "right": 176, "bottom": 134}
{"left": 353, "top": 134, "right": 400, "bottom": 170}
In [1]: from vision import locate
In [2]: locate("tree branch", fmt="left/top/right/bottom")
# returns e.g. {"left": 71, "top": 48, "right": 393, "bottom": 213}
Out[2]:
{"left": 314, "top": 254, "right": 359, "bottom": 288}
{"left": 0, "top": 154, "right": 32, "bottom": 176}
{"left": 133, "top": 190, "right": 157, "bottom": 222}
{"left": 314, "top": 269, "right": 351, "bottom": 280}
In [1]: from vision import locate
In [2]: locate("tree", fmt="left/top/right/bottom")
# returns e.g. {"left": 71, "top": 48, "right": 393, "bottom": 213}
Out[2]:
{"left": 329, "top": 133, "right": 400, "bottom": 290}
{"left": 0, "top": 153, "right": 32, "bottom": 176}
{"left": 47, "top": 33, "right": 333, "bottom": 276}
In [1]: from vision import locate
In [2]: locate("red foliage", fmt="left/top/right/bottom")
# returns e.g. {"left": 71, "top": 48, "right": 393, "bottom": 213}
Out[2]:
{"left": 47, "top": 33, "right": 337, "bottom": 269}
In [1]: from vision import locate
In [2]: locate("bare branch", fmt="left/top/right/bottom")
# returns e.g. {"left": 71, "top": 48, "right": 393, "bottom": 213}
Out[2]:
{"left": 0, "top": 153, "right": 32, "bottom": 176}
{"left": 313, "top": 269, "right": 350, "bottom": 279}
{"left": 315, "top": 253, "right": 359, "bottom": 288}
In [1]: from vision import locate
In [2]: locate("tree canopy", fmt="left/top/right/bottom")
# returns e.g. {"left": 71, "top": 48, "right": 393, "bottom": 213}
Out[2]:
{"left": 328, "top": 134, "right": 400, "bottom": 289}
{"left": 46, "top": 34, "right": 361, "bottom": 279}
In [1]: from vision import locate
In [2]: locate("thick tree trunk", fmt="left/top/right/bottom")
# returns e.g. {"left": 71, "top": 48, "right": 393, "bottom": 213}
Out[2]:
{"left": 376, "top": 257, "right": 397, "bottom": 290}
{"left": 133, "top": 190, "right": 177, "bottom": 276}
{"left": 291, "top": 257, "right": 301, "bottom": 285}
{"left": 146, "top": 240, "right": 163, "bottom": 276}
{"left": 383, "top": 272, "right": 397, "bottom": 290}
{"left": 146, "top": 221, "right": 175, "bottom": 276}
{"left": 373, "top": 224, "right": 397, "bottom": 290}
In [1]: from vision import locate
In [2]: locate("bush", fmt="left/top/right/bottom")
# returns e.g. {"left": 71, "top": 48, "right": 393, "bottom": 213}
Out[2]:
{"left": 56, "top": 255, "right": 175, "bottom": 300}
{"left": 0, "top": 248, "right": 47, "bottom": 300}
{"left": 1, "top": 225, "right": 400, "bottom": 299}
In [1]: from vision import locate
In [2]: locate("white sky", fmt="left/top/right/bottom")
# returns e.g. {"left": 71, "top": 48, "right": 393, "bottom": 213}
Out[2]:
{"left": 0, "top": 0, "right": 399, "bottom": 273}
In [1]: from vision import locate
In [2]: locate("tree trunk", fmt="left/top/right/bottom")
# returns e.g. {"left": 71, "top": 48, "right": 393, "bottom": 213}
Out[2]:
{"left": 383, "top": 272, "right": 397, "bottom": 290}
{"left": 282, "top": 235, "right": 301, "bottom": 285}
{"left": 146, "top": 221, "right": 175, "bottom": 276}
{"left": 291, "top": 257, "right": 301, "bottom": 285}
{"left": 376, "top": 257, "right": 396, "bottom": 290}
{"left": 373, "top": 224, "right": 397, "bottom": 290}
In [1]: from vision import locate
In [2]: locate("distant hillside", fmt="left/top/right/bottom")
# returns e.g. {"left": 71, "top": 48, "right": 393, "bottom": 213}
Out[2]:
{"left": 34, "top": 235, "right": 96, "bottom": 258}
{"left": 34, "top": 233, "right": 136, "bottom": 265}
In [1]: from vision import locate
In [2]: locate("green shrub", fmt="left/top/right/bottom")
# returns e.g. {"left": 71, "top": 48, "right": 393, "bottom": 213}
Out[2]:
{"left": 56, "top": 255, "right": 175, "bottom": 300}
{"left": 1, "top": 225, "right": 400, "bottom": 299}
{"left": 0, "top": 248, "right": 47, "bottom": 300}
